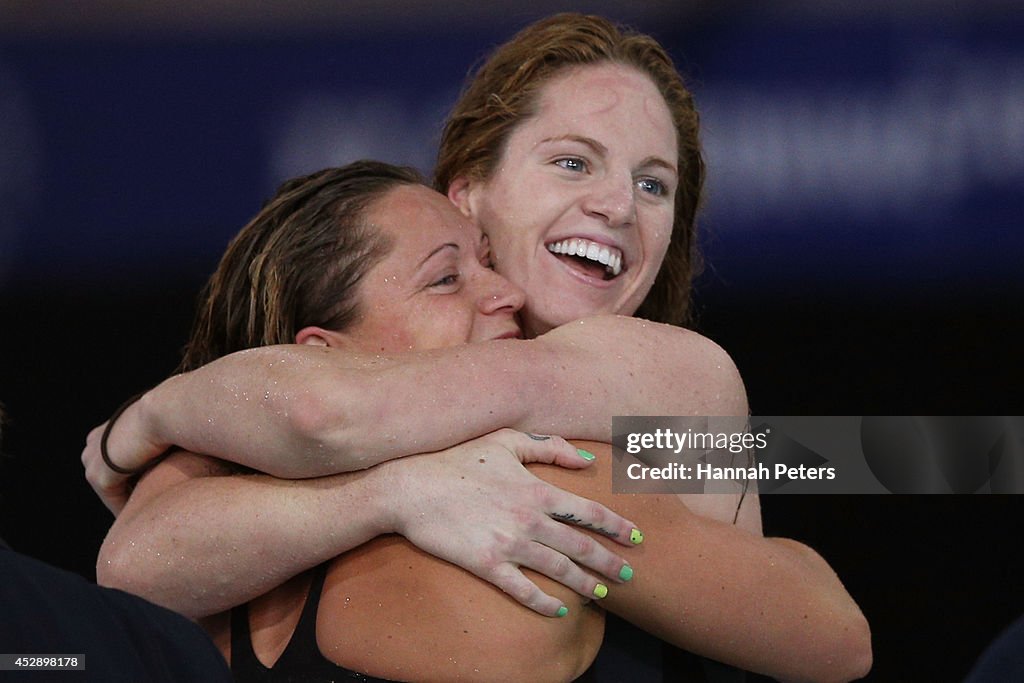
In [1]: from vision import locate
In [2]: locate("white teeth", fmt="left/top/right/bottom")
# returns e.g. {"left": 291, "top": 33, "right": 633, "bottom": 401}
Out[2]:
{"left": 546, "top": 238, "right": 624, "bottom": 277}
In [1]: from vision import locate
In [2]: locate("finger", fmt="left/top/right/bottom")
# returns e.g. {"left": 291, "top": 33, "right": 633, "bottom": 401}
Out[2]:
{"left": 511, "top": 540, "right": 619, "bottom": 605}
{"left": 483, "top": 563, "right": 570, "bottom": 618}
{"left": 538, "top": 486, "right": 642, "bottom": 549}
{"left": 500, "top": 430, "right": 592, "bottom": 470}
{"left": 81, "top": 424, "right": 104, "bottom": 469}
{"left": 531, "top": 518, "right": 635, "bottom": 586}
{"left": 83, "top": 443, "right": 130, "bottom": 516}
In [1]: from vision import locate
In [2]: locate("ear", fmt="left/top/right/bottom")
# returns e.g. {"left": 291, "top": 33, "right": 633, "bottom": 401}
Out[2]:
{"left": 447, "top": 176, "right": 479, "bottom": 219}
{"left": 295, "top": 325, "right": 350, "bottom": 349}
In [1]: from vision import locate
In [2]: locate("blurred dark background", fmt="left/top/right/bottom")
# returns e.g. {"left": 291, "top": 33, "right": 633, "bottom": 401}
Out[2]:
{"left": 1, "top": 2, "right": 1022, "bottom": 681}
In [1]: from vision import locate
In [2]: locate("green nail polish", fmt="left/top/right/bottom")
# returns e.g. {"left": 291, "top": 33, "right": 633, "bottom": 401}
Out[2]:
{"left": 619, "top": 564, "right": 634, "bottom": 582}
{"left": 556, "top": 605, "right": 569, "bottom": 617}
{"left": 577, "top": 448, "right": 596, "bottom": 461}
{"left": 593, "top": 584, "right": 608, "bottom": 599}
{"left": 630, "top": 528, "right": 644, "bottom": 545}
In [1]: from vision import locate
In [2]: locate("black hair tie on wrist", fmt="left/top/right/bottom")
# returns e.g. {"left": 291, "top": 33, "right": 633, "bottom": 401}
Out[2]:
{"left": 100, "top": 391, "right": 152, "bottom": 475}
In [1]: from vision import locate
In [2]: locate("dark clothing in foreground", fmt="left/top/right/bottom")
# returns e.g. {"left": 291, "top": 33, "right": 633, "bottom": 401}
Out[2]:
{"left": 0, "top": 545, "right": 231, "bottom": 682}
{"left": 964, "top": 614, "right": 1024, "bottom": 683}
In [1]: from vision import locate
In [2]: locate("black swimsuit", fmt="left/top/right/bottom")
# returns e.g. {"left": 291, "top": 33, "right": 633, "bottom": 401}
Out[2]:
{"left": 230, "top": 563, "right": 395, "bottom": 682}
{"left": 229, "top": 563, "right": 730, "bottom": 682}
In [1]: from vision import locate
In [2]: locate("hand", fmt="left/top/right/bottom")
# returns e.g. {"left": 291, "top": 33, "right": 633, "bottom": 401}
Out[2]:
{"left": 377, "top": 428, "right": 640, "bottom": 617}
{"left": 82, "top": 393, "right": 168, "bottom": 515}
{"left": 82, "top": 421, "right": 134, "bottom": 515}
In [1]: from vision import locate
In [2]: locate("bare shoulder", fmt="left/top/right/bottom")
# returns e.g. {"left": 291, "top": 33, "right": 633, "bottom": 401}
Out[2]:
{"left": 542, "top": 317, "right": 748, "bottom": 417}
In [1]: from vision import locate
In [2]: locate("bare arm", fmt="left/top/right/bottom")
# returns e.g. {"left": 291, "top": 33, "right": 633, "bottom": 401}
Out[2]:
{"left": 97, "top": 451, "right": 384, "bottom": 617}
{"left": 98, "top": 432, "right": 642, "bottom": 619}
{"left": 85, "top": 315, "right": 744, "bottom": 495}
{"left": 91, "top": 315, "right": 758, "bottom": 623}
{"left": 539, "top": 443, "right": 871, "bottom": 683}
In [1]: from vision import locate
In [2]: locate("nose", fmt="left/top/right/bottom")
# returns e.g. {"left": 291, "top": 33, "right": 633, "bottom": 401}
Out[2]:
{"left": 582, "top": 173, "right": 637, "bottom": 228}
{"left": 475, "top": 266, "right": 525, "bottom": 316}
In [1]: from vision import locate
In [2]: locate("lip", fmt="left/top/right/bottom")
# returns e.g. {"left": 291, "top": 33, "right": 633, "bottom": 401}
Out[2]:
{"left": 540, "top": 249, "right": 618, "bottom": 289}
{"left": 491, "top": 329, "right": 523, "bottom": 340}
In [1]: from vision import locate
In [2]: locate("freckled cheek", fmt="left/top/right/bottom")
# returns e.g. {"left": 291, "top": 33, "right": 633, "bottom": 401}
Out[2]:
{"left": 419, "top": 303, "right": 478, "bottom": 347}
{"left": 488, "top": 229, "right": 529, "bottom": 279}
{"left": 631, "top": 224, "right": 672, "bottom": 297}
{"left": 376, "top": 323, "right": 416, "bottom": 353}
{"left": 358, "top": 307, "right": 419, "bottom": 351}
{"left": 651, "top": 232, "right": 671, "bottom": 269}
{"left": 644, "top": 214, "right": 673, "bottom": 263}
{"left": 482, "top": 189, "right": 552, "bottom": 286}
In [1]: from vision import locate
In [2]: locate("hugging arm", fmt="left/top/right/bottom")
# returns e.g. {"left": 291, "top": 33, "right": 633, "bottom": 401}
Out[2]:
{"left": 92, "top": 316, "right": 755, "bottom": 617}
{"left": 84, "top": 315, "right": 745, "bottom": 507}
{"left": 539, "top": 443, "right": 872, "bottom": 683}
{"left": 98, "top": 431, "right": 641, "bottom": 619}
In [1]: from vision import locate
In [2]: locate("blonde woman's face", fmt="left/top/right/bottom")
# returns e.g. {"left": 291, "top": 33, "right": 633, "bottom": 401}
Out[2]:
{"left": 456, "top": 63, "right": 677, "bottom": 336}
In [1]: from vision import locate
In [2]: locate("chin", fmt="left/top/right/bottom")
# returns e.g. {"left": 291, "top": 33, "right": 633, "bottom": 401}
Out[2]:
{"left": 525, "top": 300, "right": 612, "bottom": 335}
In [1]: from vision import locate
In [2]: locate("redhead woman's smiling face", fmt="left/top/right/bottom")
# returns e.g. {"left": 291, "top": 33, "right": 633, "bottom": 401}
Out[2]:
{"left": 452, "top": 63, "right": 678, "bottom": 336}
{"left": 336, "top": 184, "right": 524, "bottom": 353}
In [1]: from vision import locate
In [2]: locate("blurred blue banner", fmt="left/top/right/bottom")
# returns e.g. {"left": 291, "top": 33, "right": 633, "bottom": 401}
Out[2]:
{"left": 1, "top": 7, "right": 1021, "bottom": 298}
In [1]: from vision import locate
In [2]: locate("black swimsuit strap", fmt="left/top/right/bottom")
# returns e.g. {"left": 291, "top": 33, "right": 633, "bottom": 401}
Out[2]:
{"left": 273, "top": 562, "right": 330, "bottom": 667}
{"left": 229, "top": 563, "right": 329, "bottom": 678}
{"left": 230, "top": 591, "right": 263, "bottom": 675}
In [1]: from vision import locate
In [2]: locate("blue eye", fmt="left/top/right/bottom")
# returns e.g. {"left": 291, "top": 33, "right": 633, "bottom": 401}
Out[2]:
{"left": 555, "top": 157, "right": 588, "bottom": 173}
{"left": 637, "top": 177, "right": 667, "bottom": 196}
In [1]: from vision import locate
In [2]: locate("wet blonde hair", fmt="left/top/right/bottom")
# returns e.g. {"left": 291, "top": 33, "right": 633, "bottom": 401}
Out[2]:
{"left": 435, "top": 13, "right": 704, "bottom": 326}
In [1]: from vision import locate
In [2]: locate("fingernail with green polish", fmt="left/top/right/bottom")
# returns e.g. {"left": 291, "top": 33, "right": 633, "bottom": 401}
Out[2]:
{"left": 630, "top": 528, "right": 644, "bottom": 545}
{"left": 556, "top": 605, "right": 569, "bottom": 617}
{"left": 593, "top": 584, "right": 608, "bottom": 599}
{"left": 577, "top": 448, "right": 596, "bottom": 461}
{"left": 619, "top": 564, "right": 634, "bottom": 582}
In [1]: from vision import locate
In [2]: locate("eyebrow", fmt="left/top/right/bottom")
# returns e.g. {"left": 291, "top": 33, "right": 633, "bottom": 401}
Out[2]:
{"left": 541, "top": 134, "right": 608, "bottom": 156}
{"left": 418, "top": 243, "right": 459, "bottom": 269}
{"left": 540, "top": 135, "right": 678, "bottom": 177}
{"left": 639, "top": 155, "right": 678, "bottom": 178}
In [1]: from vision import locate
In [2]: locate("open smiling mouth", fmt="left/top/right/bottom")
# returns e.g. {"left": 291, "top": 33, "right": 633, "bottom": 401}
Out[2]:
{"left": 546, "top": 238, "right": 623, "bottom": 280}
